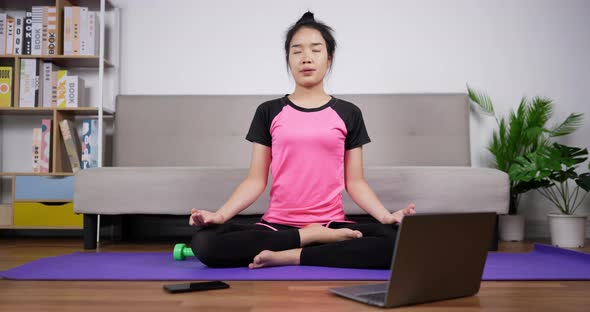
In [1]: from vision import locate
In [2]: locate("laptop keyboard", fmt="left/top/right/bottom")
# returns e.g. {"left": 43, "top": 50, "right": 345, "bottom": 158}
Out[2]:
{"left": 358, "top": 292, "right": 387, "bottom": 303}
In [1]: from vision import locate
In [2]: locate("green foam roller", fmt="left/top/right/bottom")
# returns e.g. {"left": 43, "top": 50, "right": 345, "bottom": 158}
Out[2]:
{"left": 173, "top": 243, "right": 195, "bottom": 261}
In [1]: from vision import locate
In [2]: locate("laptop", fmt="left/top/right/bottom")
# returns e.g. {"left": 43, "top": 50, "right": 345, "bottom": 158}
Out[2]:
{"left": 329, "top": 212, "right": 496, "bottom": 308}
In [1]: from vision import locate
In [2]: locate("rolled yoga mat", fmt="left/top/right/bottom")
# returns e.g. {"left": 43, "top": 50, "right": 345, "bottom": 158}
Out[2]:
{"left": 1, "top": 244, "right": 589, "bottom": 281}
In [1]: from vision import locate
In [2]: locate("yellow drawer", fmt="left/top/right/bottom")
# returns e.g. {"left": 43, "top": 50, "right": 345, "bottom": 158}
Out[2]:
{"left": 14, "top": 202, "right": 82, "bottom": 227}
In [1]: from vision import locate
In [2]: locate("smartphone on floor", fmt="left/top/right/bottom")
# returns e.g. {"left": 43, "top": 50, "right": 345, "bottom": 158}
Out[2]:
{"left": 163, "top": 281, "right": 230, "bottom": 294}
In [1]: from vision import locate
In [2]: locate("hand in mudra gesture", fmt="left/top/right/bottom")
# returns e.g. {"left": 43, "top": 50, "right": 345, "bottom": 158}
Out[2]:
{"left": 189, "top": 208, "right": 225, "bottom": 227}
{"left": 382, "top": 203, "right": 416, "bottom": 224}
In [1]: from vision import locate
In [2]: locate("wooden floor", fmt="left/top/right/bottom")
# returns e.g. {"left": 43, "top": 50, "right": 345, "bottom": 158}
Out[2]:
{"left": 1, "top": 238, "right": 589, "bottom": 312}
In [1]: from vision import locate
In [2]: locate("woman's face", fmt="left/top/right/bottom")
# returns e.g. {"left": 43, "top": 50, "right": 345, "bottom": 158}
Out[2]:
{"left": 288, "top": 27, "right": 332, "bottom": 88}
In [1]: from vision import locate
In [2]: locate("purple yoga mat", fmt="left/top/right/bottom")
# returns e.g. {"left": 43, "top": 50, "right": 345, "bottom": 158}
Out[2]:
{"left": 1, "top": 244, "right": 589, "bottom": 281}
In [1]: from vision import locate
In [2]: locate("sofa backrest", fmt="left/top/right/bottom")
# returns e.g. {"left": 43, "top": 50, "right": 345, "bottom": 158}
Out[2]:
{"left": 113, "top": 94, "right": 470, "bottom": 167}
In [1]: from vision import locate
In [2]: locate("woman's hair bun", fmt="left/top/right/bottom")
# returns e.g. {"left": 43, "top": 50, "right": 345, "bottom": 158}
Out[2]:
{"left": 297, "top": 11, "right": 315, "bottom": 24}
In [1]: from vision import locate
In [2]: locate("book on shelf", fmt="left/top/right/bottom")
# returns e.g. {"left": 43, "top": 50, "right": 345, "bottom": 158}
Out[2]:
{"left": 31, "top": 6, "right": 43, "bottom": 55}
{"left": 66, "top": 75, "right": 84, "bottom": 107}
{"left": 0, "top": 6, "right": 99, "bottom": 56}
{"left": 59, "top": 119, "right": 81, "bottom": 173}
{"left": 14, "top": 15, "right": 23, "bottom": 55}
{"left": 87, "top": 11, "right": 98, "bottom": 57}
{"left": 18, "top": 60, "right": 76, "bottom": 108}
{"left": 56, "top": 69, "right": 84, "bottom": 108}
{"left": 57, "top": 69, "right": 67, "bottom": 107}
{"left": 0, "top": 13, "right": 6, "bottom": 54}
{"left": 80, "top": 119, "right": 99, "bottom": 169}
{"left": 0, "top": 6, "right": 61, "bottom": 56}
{"left": 31, "top": 119, "right": 52, "bottom": 172}
{"left": 23, "top": 10, "right": 32, "bottom": 55}
{"left": 40, "top": 119, "right": 52, "bottom": 172}
{"left": 0, "top": 12, "right": 25, "bottom": 54}
{"left": 42, "top": 7, "right": 57, "bottom": 55}
{"left": 27, "top": 118, "right": 99, "bottom": 173}
{"left": 6, "top": 16, "right": 14, "bottom": 55}
{"left": 19, "top": 58, "right": 39, "bottom": 107}
{"left": 63, "top": 6, "right": 98, "bottom": 56}
{"left": 0, "top": 66, "right": 12, "bottom": 107}
{"left": 42, "top": 62, "right": 60, "bottom": 107}
{"left": 32, "top": 127, "right": 42, "bottom": 172}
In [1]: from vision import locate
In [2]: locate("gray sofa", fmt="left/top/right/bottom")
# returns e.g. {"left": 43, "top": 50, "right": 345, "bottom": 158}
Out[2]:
{"left": 74, "top": 94, "right": 509, "bottom": 249}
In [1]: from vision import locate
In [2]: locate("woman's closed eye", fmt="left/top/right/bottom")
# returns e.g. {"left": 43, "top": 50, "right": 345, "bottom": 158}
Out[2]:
{"left": 293, "top": 50, "right": 321, "bottom": 54}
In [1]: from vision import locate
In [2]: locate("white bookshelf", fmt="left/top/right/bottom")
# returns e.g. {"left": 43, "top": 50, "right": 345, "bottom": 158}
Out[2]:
{"left": 0, "top": 0, "right": 120, "bottom": 231}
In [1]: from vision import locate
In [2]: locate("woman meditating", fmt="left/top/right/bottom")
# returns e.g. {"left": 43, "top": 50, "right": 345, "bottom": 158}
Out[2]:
{"left": 189, "top": 11, "right": 416, "bottom": 269}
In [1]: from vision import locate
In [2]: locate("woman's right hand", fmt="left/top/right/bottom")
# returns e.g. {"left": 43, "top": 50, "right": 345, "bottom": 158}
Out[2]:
{"left": 189, "top": 208, "right": 225, "bottom": 227}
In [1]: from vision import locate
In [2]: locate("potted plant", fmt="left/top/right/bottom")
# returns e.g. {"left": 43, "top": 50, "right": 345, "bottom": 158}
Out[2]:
{"left": 467, "top": 85, "right": 583, "bottom": 241}
{"left": 509, "top": 143, "right": 590, "bottom": 247}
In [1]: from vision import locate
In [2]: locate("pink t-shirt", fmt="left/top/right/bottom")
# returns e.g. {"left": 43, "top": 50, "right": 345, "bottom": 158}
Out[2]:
{"left": 246, "top": 95, "right": 371, "bottom": 227}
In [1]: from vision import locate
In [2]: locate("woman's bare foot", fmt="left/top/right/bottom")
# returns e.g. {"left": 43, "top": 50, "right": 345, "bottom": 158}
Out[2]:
{"left": 248, "top": 249, "right": 302, "bottom": 269}
{"left": 298, "top": 223, "right": 362, "bottom": 247}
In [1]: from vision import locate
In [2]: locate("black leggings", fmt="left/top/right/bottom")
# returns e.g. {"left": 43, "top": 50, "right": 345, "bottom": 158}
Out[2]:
{"left": 190, "top": 220, "right": 399, "bottom": 269}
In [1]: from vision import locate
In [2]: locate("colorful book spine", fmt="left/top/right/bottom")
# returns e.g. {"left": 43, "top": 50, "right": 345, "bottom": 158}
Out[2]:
{"left": 19, "top": 58, "right": 37, "bottom": 107}
{"left": 47, "top": 7, "right": 57, "bottom": 55}
{"left": 72, "top": 7, "right": 80, "bottom": 55}
{"left": 42, "top": 62, "right": 59, "bottom": 107}
{"left": 0, "top": 66, "right": 12, "bottom": 107}
{"left": 59, "top": 119, "right": 81, "bottom": 173}
{"left": 14, "top": 15, "right": 23, "bottom": 55}
{"left": 0, "top": 13, "right": 6, "bottom": 55}
{"left": 79, "top": 7, "right": 88, "bottom": 55}
{"left": 80, "top": 119, "right": 98, "bottom": 169}
{"left": 37, "top": 60, "right": 44, "bottom": 107}
{"left": 63, "top": 7, "right": 72, "bottom": 55}
{"left": 41, "top": 7, "right": 48, "bottom": 54}
{"left": 6, "top": 16, "right": 14, "bottom": 54}
{"left": 40, "top": 119, "right": 52, "bottom": 172}
{"left": 66, "top": 76, "right": 84, "bottom": 107}
{"left": 87, "top": 12, "right": 97, "bottom": 56}
{"left": 23, "top": 10, "right": 32, "bottom": 55}
{"left": 56, "top": 69, "right": 68, "bottom": 107}
{"left": 51, "top": 70, "right": 58, "bottom": 106}
{"left": 31, "top": 7, "right": 43, "bottom": 55}
{"left": 42, "top": 62, "right": 51, "bottom": 107}
{"left": 32, "top": 127, "right": 42, "bottom": 172}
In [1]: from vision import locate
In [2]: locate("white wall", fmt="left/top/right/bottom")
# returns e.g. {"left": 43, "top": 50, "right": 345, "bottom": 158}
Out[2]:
{"left": 111, "top": 0, "right": 590, "bottom": 237}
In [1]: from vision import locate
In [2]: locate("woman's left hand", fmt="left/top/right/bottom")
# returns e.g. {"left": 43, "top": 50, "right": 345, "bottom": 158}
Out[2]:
{"left": 382, "top": 203, "right": 416, "bottom": 224}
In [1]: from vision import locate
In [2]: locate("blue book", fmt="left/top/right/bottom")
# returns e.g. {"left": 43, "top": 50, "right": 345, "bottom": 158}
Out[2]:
{"left": 80, "top": 119, "right": 98, "bottom": 169}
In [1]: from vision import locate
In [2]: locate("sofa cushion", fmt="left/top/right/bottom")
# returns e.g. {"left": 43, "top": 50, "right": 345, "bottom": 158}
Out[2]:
{"left": 113, "top": 94, "right": 470, "bottom": 167}
{"left": 74, "top": 166, "right": 508, "bottom": 216}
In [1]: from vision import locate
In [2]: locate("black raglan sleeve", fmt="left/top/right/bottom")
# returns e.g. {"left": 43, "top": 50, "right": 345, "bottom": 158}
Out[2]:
{"left": 245, "top": 103, "right": 272, "bottom": 147}
{"left": 345, "top": 106, "right": 371, "bottom": 150}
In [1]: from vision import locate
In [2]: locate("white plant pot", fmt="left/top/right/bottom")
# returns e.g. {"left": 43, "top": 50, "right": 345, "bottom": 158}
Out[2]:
{"left": 499, "top": 214, "right": 525, "bottom": 241}
{"left": 548, "top": 214, "right": 587, "bottom": 248}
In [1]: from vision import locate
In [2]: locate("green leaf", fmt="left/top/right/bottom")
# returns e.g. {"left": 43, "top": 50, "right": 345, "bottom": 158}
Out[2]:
{"left": 490, "top": 118, "right": 510, "bottom": 172}
{"left": 551, "top": 167, "right": 578, "bottom": 183}
{"left": 552, "top": 143, "right": 588, "bottom": 167}
{"left": 576, "top": 173, "right": 590, "bottom": 192}
{"left": 507, "top": 100, "right": 527, "bottom": 157}
{"left": 513, "top": 179, "right": 553, "bottom": 194}
{"left": 509, "top": 157, "right": 535, "bottom": 181}
{"left": 526, "top": 96, "right": 553, "bottom": 131}
{"left": 467, "top": 84, "right": 495, "bottom": 115}
{"left": 550, "top": 113, "right": 584, "bottom": 137}
{"left": 524, "top": 97, "right": 553, "bottom": 152}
